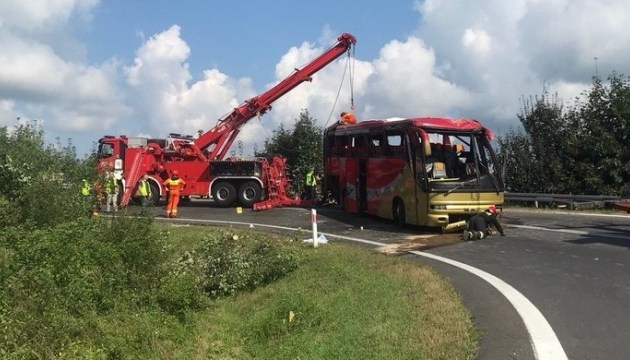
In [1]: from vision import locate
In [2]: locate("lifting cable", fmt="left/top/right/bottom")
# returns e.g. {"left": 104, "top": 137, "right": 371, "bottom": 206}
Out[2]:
{"left": 323, "top": 48, "right": 355, "bottom": 128}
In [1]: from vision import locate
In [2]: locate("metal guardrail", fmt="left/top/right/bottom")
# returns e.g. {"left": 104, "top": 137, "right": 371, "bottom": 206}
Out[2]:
{"left": 504, "top": 192, "right": 623, "bottom": 210}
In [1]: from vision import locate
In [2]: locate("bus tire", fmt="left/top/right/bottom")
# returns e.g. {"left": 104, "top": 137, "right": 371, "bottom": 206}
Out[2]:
{"left": 212, "top": 182, "right": 237, "bottom": 207}
{"left": 393, "top": 199, "right": 406, "bottom": 227}
{"left": 238, "top": 181, "right": 262, "bottom": 207}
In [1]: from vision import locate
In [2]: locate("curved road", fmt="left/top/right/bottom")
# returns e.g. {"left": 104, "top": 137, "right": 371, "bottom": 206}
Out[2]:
{"left": 137, "top": 202, "right": 630, "bottom": 360}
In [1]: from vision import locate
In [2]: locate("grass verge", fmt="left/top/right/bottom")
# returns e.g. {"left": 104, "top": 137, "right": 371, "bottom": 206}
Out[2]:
{"left": 166, "top": 225, "right": 479, "bottom": 359}
{"left": 0, "top": 220, "right": 478, "bottom": 359}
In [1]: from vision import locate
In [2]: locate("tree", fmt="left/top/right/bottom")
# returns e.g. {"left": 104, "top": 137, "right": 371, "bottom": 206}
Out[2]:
{"left": 0, "top": 120, "right": 95, "bottom": 228}
{"left": 567, "top": 73, "right": 630, "bottom": 195}
{"left": 498, "top": 73, "right": 630, "bottom": 196}
{"left": 257, "top": 109, "right": 323, "bottom": 195}
{"left": 499, "top": 87, "right": 574, "bottom": 193}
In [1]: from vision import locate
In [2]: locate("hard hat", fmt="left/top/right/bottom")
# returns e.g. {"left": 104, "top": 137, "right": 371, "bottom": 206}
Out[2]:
{"left": 172, "top": 170, "right": 179, "bottom": 176}
{"left": 486, "top": 205, "right": 498, "bottom": 215}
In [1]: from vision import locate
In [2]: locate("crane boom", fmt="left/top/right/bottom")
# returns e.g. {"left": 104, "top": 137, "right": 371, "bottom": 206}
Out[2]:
{"left": 195, "top": 33, "right": 356, "bottom": 160}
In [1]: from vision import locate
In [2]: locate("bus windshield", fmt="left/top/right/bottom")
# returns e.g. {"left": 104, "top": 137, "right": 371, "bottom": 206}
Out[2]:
{"left": 416, "top": 130, "right": 502, "bottom": 193}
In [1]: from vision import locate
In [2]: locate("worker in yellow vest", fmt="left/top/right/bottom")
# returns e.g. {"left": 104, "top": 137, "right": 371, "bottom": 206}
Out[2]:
{"left": 162, "top": 170, "right": 186, "bottom": 218}
{"left": 136, "top": 174, "right": 153, "bottom": 209}
{"left": 81, "top": 179, "right": 91, "bottom": 199}
{"left": 104, "top": 171, "right": 118, "bottom": 213}
{"left": 305, "top": 167, "right": 317, "bottom": 200}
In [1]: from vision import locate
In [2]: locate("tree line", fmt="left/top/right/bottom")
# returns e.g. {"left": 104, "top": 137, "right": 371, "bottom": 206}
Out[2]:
{"left": 498, "top": 73, "right": 630, "bottom": 196}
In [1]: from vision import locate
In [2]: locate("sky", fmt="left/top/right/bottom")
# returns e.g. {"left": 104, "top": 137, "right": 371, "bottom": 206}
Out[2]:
{"left": 1, "top": 0, "right": 630, "bottom": 157}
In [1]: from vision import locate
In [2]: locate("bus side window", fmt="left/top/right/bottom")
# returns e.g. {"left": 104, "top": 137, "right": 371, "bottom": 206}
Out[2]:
{"left": 369, "top": 136, "right": 382, "bottom": 156}
{"left": 385, "top": 134, "right": 404, "bottom": 157}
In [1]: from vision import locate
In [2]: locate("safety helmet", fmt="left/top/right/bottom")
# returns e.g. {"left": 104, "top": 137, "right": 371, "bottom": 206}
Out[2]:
{"left": 486, "top": 205, "right": 498, "bottom": 215}
{"left": 172, "top": 170, "right": 179, "bottom": 176}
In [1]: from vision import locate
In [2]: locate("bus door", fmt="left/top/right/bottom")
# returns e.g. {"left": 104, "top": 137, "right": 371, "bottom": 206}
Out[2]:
{"left": 343, "top": 157, "right": 359, "bottom": 213}
{"left": 413, "top": 133, "right": 430, "bottom": 225}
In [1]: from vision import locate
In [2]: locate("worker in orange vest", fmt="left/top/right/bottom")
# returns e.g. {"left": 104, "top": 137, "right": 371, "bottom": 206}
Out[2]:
{"left": 339, "top": 112, "right": 357, "bottom": 125}
{"left": 163, "top": 170, "right": 186, "bottom": 218}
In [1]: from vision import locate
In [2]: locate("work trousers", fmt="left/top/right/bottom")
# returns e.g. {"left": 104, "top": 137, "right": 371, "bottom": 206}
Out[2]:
{"left": 106, "top": 192, "right": 118, "bottom": 212}
{"left": 166, "top": 192, "right": 180, "bottom": 217}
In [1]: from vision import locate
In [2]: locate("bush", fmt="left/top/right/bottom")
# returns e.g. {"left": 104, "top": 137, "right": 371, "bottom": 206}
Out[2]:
{"left": 195, "top": 230, "right": 298, "bottom": 298}
{"left": 0, "top": 195, "right": 19, "bottom": 228}
{"left": 0, "top": 216, "right": 206, "bottom": 358}
{"left": 0, "top": 122, "right": 96, "bottom": 229}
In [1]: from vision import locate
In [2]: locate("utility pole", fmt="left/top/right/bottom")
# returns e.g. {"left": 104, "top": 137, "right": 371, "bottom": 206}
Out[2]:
{"left": 593, "top": 57, "right": 599, "bottom": 79}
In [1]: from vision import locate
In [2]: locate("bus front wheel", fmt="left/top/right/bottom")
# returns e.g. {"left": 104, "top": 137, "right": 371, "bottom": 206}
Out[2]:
{"left": 393, "top": 199, "right": 406, "bottom": 228}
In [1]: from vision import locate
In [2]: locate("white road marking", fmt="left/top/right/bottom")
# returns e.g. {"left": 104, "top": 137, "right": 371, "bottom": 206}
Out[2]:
{"left": 160, "top": 216, "right": 568, "bottom": 360}
{"left": 511, "top": 224, "right": 630, "bottom": 241}
{"left": 408, "top": 250, "right": 567, "bottom": 360}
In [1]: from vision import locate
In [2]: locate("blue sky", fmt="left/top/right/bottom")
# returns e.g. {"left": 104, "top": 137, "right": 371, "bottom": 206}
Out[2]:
{"left": 1, "top": 0, "right": 630, "bottom": 157}
{"left": 85, "top": 1, "right": 419, "bottom": 83}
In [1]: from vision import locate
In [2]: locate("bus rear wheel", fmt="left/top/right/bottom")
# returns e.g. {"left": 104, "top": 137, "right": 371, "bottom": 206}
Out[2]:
{"left": 393, "top": 199, "right": 406, "bottom": 228}
{"left": 212, "top": 182, "right": 236, "bottom": 207}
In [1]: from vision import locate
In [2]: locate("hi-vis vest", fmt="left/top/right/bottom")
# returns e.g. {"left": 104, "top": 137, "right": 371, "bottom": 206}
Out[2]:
{"left": 306, "top": 172, "right": 316, "bottom": 186}
{"left": 137, "top": 179, "right": 151, "bottom": 197}
{"left": 105, "top": 175, "right": 118, "bottom": 194}
{"left": 81, "top": 180, "right": 91, "bottom": 196}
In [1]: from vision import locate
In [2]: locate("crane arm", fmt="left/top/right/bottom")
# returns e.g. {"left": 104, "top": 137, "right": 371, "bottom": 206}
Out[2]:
{"left": 195, "top": 33, "right": 356, "bottom": 159}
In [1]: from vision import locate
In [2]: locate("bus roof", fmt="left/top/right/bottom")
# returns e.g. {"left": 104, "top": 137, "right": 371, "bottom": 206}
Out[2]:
{"left": 327, "top": 117, "right": 495, "bottom": 140}
{"left": 330, "top": 117, "right": 487, "bottom": 132}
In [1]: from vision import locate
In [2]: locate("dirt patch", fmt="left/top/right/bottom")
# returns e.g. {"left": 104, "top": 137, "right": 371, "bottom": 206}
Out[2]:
{"left": 376, "top": 233, "right": 464, "bottom": 255}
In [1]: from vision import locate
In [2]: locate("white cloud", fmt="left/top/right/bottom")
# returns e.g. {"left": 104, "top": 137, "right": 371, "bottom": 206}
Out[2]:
{"left": 0, "top": 0, "right": 98, "bottom": 32}
{"left": 0, "top": 100, "right": 18, "bottom": 126}
{"left": 0, "top": 0, "right": 129, "bottom": 138}
{"left": 124, "top": 25, "right": 255, "bottom": 140}
{"left": 360, "top": 37, "right": 472, "bottom": 120}
{"left": 3, "top": 0, "right": 630, "bottom": 157}
{"left": 407, "top": 0, "right": 630, "bottom": 132}
{"left": 462, "top": 28, "right": 492, "bottom": 56}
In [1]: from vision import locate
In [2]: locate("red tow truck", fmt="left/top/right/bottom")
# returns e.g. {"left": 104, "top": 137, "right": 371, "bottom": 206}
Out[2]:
{"left": 96, "top": 33, "right": 356, "bottom": 210}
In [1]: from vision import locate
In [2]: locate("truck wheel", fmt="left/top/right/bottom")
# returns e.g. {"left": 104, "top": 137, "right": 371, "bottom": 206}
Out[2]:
{"left": 238, "top": 181, "right": 262, "bottom": 207}
{"left": 212, "top": 182, "right": 236, "bottom": 207}
{"left": 149, "top": 182, "right": 161, "bottom": 205}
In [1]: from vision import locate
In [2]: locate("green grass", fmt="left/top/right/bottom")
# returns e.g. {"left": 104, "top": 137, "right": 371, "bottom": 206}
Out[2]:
{"left": 0, "top": 220, "right": 478, "bottom": 359}
{"left": 165, "top": 225, "right": 479, "bottom": 359}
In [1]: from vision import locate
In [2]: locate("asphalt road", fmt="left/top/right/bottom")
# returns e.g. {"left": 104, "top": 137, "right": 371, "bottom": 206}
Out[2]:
{"left": 130, "top": 202, "right": 630, "bottom": 360}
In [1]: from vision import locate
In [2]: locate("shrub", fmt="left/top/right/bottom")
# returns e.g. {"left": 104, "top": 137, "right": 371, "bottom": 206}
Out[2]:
{"left": 0, "top": 195, "right": 19, "bottom": 228}
{"left": 0, "top": 216, "right": 202, "bottom": 357}
{"left": 196, "top": 230, "right": 298, "bottom": 298}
